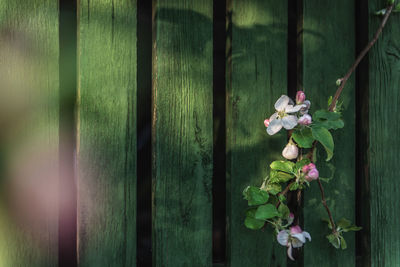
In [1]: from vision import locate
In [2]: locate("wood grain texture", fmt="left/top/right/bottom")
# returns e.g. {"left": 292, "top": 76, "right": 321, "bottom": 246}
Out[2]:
{"left": 77, "top": 0, "right": 137, "bottom": 266}
{"left": 226, "top": 0, "right": 288, "bottom": 266}
{"left": 152, "top": 1, "right": 213, "bottom": 266}
{"left": 0, "top": 0, "right": 59, "bottom": 266}
{"left": 302, "top": 0, "right": 356, "bottom": 266}
{"left": 368, "top": 1, "right": 400, "bottom": 266}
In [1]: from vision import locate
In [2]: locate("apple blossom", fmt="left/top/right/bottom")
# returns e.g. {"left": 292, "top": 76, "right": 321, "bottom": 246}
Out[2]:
{"left": 266, "top": 95, "right": 306, "bottom": 135}
{"left": 264, "top": 119, "right": 270, "bottom": 127}
{"left": 277, "top": 225, "right": 311, "bottom": 260}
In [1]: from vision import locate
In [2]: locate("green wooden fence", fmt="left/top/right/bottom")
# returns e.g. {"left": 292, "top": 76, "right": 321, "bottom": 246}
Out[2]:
{"left": 0, "top": 0, "right": 399, "bottom": 266}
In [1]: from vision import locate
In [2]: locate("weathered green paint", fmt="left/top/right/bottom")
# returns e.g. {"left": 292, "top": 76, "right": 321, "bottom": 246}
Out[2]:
{"left": 77, "top": 0, "right": 137, "bottom": 266}
{"left": 0, "top": 0, "right": 59, "bottom": 266}
{"left": 369, "top": 1, "right": 400, "bottom": 266}
{"left": 152, "top": 1, "right": 213, "bottom": 266}
{"left": 303, "top": 0, "right": 356, "bottom": 266}
{"left": 226, "top": 0, "right": 288, "bottom": 266}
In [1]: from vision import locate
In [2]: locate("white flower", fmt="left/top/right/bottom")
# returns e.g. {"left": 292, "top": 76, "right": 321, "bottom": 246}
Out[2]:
{"left": 267, "top": 95, "right": 305, "bottom": 135}
{"left": 277, "top": 225, "right": 311, "bottom": 261}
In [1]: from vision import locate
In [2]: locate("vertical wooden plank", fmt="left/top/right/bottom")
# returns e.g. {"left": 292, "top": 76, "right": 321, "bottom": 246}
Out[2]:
{"left": 77, "top": 0, "right": 137, "bottom": 266}
{"left": 303, "top": 0, "right": 356, "bottom": 266}
{"left": 152, "top": 1, "right": 213, "bottom": 266}
{"left": 226, "top": 0, "right": 288, "bottom": 266}
{"left": 0, "top": 0, "right": 59, "bottom": 266}
{"left": 369, "top": 1, "right": 400, "bottom": 266}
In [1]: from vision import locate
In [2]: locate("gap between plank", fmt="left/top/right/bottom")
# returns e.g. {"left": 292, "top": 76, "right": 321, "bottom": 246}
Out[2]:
{"left": 58, "top": 0, "right": 78, "bottom": 266}
{"left": 355, "top": 0, "right": 371, "bottom": 266}
{"left": 213, "top": 0, "right": 227, "bottom": 264}
{"left": 137, "top": 0, "right": 153, "bottom": 265}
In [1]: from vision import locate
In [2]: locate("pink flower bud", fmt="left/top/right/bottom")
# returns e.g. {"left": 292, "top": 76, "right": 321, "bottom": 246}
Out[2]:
{"left": 282, "top": 143, "right": 298, "bottom": 160}
{"left": 264, "top": 119, "right": 270, "bottom": 127}
{"left": 289, "top": 213, "right": 295, "bottom": 219}
{"left": 307, "top": 168, "right": 319, "bottom": 180}
{"left": 290, "top": 225, "right": 302, "bottom": 234}
{"left": 296, "top": 91, "right": 306, "bottom": 104}
{"left": 298, "top": 114, "right": 312, "bottom": 125}
{"left": 307, "top": 163, "right": 316, "bottom": 170}
{"left": 302, "top": 164, "right": 310, "bottom": 174}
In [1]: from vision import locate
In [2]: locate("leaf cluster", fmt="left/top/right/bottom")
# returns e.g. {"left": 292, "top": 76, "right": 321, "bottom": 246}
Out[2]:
{"left": 323, "top": 218, "right": 362, "bottom": 249}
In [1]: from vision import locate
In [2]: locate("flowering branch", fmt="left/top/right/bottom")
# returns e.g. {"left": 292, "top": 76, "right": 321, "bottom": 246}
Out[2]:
{"left": 243, "top": 1, "right": 396, "bottom": 259}
{"left": 313, "top": 2, "right": 396, "bottom": 235}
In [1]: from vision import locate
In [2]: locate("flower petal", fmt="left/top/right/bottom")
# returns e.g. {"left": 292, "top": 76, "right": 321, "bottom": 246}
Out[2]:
{"left": 281, "top": 115, "right": 298, "bottom": 130}
{"left": 291, "top": 238, "right": 305, "bottom": 248}
{"left": 267, "top": 118, "right": 283, "bottom": 135}
{"left": 275, "top": 95, "right": 290, "bottom": 111}
{"left": 287, "top": 244, "right": 295, "bottom": 261}
{"left": 292, "top": 233, "right": 306, "bottom": 244}
{"left": 302, "top": 231, "right": 311, "bottom": 242}
{"left": 269, "top": 112, "right": 278, "bottom": 121}
{"left": 277, "top": 230, "right": 289, "bottom": 246}
{"left": 285, "top": 104, "right": 305, "bottom": 113}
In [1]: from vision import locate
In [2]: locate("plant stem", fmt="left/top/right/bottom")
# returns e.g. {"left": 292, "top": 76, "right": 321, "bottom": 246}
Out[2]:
{"left": 317, "top": 177, "right": 337, "bottom": 233}
{"left": 329, "top": 3, "right": 395, "bottom": 112}
{"left": 276, "top": 181, "right": 295, "bottom": 208}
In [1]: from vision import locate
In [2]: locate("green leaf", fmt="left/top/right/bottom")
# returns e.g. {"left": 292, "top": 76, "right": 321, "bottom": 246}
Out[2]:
{"left": 322, "top": 218, "right": 333, "bottom": 229}
{"left": 336, "top": 218, "right": 351, "bottom": 229}
{"left": 269, "top": 170, "right": 295, "bottom": 183}
{"left": 344, "top": 225, "right": 362, "bottom": 232}
{"left": 278, "top": 204, "right": 290, "bottom": 219}
{"left": 314, "top": 109, "right": 341, "bottom": 121}
{"left": 312, "top": 126, "right": 334, "bottom": 161}
{"left": 395, "top": 3, "right": 400, "bottom": 12}
{"left": 244, "top": 217, "right": 265, "bottom": 230}
{"left": 292, "top": 128, "right": 315, "bottom": 148}
{"left": 255, "top": 204, "right": 280, "bottom": 220}
{"left": 312, "top": 147, "right": 318, "bottom": 163}
{"left": 265, "top": 183, "right": 282, "bottom": 195}
{"left": 243, "top": 186, "right": 269, "bottom": 206}
{"left": 388, "top": 0, "right": 395, "bottom": 4}
{"left": 328, "top": 96, "right": 333, "bottom": 107}
{"left": 270, "top": 160, "right": 295, "bottom": 174}
{"left": 326, "top": 234, "right": 340, "bottom": 249}
{"left": 340, "top": 236, "right": 347, "bottom": 250}
{"left": 313, "top": 109, "right": 344, "bottom": 130}
{"left": 244, "top": 209, "right": 265, "bottom": 230}
{"left": 289, "top": 182, "right": 299, "bottom": 191}
{"left": 278, "top": 194, "right": 286, "bottom": 202}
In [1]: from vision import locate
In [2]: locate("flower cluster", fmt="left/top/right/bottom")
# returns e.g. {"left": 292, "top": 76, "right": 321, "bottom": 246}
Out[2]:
{"left": 243, "top": 91, "right": 361, "bottom": 261}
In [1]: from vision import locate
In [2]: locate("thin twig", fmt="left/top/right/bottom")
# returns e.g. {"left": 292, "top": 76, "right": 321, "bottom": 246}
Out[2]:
{"left": 317, "top": 178, "right": 337, "bottom": 233}
{"left": 329, "top": 3, "right": 395, "bottom": 112}
{"left": 276, "top": 181, "right": 295, "bottom": 208}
